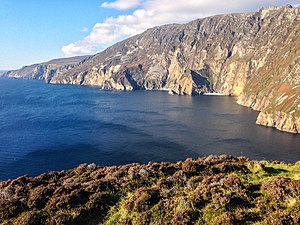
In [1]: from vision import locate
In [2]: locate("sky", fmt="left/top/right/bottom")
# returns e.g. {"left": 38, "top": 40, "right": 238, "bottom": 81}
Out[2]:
{"left": 0, "top": 0, "right": 300, "bottom": 70}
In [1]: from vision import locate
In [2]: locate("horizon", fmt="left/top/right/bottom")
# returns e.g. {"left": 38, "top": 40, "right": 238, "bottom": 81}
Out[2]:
{"left": 1, "top": 0, "right": 300, "bottom": 70}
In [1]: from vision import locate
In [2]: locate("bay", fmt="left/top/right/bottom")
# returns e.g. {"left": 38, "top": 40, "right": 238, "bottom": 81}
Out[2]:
{"left": 0, "top": 77, "right": 299, "bottom": 180}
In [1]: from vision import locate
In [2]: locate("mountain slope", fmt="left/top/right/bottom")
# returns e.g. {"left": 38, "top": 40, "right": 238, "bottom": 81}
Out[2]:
{"left": 3, "top": 5, "right": 300, "bottom": 133}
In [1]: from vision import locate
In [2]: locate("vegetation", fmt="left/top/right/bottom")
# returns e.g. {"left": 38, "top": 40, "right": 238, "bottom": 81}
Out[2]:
{"left": 0, "top": 155, "right": 299, "bottom": 225}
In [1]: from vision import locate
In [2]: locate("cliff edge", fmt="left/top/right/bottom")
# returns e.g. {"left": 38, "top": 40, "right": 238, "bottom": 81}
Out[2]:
{"left": 1, "top": 155, "right": 299, "bottom": 225}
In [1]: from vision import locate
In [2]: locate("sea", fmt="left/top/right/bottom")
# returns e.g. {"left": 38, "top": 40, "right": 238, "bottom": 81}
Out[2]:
{"left": 0, "top": 77, "right": 299, "bottom": 180}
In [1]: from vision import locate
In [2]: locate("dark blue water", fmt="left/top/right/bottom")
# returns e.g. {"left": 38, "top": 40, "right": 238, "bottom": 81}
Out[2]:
{"left": 0, "top": 77, "right": 299, "bottom": 180}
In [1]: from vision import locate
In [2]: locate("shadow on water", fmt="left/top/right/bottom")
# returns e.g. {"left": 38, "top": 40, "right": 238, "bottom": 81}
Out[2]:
{"left": 1, "top": 140, "right": 199, "bottom": 180}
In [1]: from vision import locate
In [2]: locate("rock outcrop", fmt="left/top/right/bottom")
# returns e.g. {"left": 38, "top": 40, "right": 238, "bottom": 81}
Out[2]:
{"left": 1, "top": 155, "right": 299, "bottom": 225}
{"left": 3, "top": 5, "right": 300, "bottom": 133}
{"left": 256, "top": 111, "right": 300, "bottom": 133}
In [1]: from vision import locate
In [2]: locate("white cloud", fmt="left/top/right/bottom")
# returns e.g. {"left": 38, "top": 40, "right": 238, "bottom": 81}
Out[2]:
{"left": 62, "top": 0, "right": 300, "bottom": 56}
{"left": 101, "top": 0, "right": 143, "bottom": 10}
{"left": 81, "top": 26, "right": 89, "bottom": 33}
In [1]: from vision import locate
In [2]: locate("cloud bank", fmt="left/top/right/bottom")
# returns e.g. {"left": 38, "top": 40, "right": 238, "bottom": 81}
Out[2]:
{"left": 101, "top": 0, "right": 143, "bottom": 10}
{"left": 62, "top": 0, "right": 299, "bottom": 56}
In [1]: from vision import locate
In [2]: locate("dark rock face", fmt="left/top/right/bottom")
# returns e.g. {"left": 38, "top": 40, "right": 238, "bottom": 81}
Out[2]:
{"left": 3, "top": 6, "right": 300, "bottom": 132}
{"left": 0, "top": 155, "right": 299, "bottom": 224}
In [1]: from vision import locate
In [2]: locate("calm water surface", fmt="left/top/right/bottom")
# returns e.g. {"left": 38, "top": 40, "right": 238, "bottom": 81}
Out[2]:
{"left": 0, "top": 77, "right": 299, "bottom": 180}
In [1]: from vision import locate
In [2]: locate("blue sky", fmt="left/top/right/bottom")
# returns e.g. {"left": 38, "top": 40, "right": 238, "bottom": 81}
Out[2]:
{"left": 0, "top": 0, "right": 123, "bottom": 69}
{"left": 0, "top": 0, "right": 299, "bottom": 70}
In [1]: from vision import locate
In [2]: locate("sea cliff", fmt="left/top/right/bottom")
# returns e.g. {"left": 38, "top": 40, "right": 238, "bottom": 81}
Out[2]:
{"left": 2, "top": 5, "right": 300, "bottom": 133}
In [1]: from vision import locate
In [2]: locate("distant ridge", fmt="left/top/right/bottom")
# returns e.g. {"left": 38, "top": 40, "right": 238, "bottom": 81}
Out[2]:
{"left": 0, "top": 70, "right": 8, "bottom": 75}
{"left": 1, "top": 55, "right": 91, "bottom": 82}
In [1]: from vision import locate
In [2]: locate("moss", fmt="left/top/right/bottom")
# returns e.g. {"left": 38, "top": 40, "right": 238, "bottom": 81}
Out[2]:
{"left": 104, "top": 204, "right": 130, "bottom": 225}
{"left": 13, "top": 211, "right": 47, "bottom": 225}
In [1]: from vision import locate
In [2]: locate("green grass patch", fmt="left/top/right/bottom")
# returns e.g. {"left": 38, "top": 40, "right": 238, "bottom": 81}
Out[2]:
{"left": 235, "top": 161, "right": 300, "bottom": 184}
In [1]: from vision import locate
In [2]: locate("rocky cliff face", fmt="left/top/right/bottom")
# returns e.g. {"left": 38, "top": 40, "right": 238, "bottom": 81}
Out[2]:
{"left": 2, "top": 56, "right": 90, "bottom": 83}
{"left": 3, "top": 6, "right": 300, "bottom": 133}
{"left": 234, "top": 6, "right": 300, "bottom": 133}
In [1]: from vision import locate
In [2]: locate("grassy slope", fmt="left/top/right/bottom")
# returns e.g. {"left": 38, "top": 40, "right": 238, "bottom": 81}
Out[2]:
{"left": 0, "top": 155, "right": 299, "bottom": 225}
{"left": 240, "top": 39, "right": 300, "bottom": 117}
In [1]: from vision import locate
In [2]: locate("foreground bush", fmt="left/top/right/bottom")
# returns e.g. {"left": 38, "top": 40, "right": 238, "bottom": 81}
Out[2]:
{"left": 0, "top": 155, "right": 299, "bottom": 225}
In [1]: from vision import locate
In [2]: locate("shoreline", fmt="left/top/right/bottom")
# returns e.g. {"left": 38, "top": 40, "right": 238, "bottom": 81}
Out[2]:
{"left": 201, "top": 92, "right": 226, "bottom": 96}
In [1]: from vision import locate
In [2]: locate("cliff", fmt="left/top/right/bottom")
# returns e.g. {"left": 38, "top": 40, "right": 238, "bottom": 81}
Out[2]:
{"left": 3, "top": 6, "right": 300, "bottom": 133}
{"left": 1, "top": 56, "right": 90, "bottom": 83}
{"left": 0, "top": 71, "right": 7, "bottom": 76}
{"left": 1, "top": 155, "right": 299, "bottom": 225}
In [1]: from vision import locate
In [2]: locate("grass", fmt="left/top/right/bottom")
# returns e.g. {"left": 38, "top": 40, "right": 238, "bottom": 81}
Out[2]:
{"left": 235, "top": 161, "right": 300, "bottom": 184}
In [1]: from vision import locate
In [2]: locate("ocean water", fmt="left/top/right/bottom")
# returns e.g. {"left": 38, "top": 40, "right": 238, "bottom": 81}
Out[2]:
{"left": 0, "top": 77, "right": 299, "bottom": 180}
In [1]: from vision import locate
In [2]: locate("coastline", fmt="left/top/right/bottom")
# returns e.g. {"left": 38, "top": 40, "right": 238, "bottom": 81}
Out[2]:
{"left": 201, "top": 93, "right": 225, "bottom": 96}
